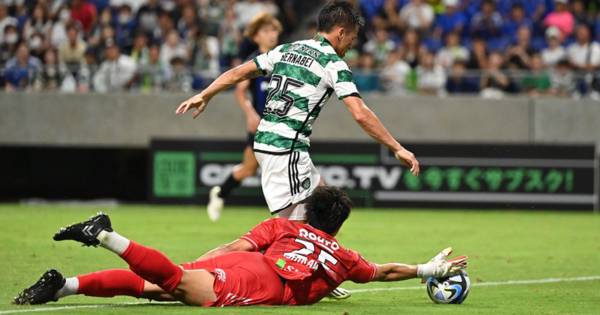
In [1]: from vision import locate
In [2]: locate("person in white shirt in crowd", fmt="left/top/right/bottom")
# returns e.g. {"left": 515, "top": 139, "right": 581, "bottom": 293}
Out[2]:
{"left": 49, "top": 6, "right": 71, "bottom": 48}
{"left": 22, "top": 3, "right": 52, "bottom": 39}
{"left": 364, "top": 27, "right": 396, "bottom": 67}
{"left": 542, "top": 26, "right": 566, "bottom": 67}
{"left": 380, "top": 50, "right": 411, "bottom": 95}
{"left": 417, "top": 50, "right": 447, "bottom": 96}
{"left": 399, "top": 0, "right": 434, "bottom": 33}
{"left": 160, "top": 30, "right": 188, "bottom": 70}
{"left": 566, "top": 24, "right": 600, "bottom": 96}
{"left": 92, "top": 40, "right": 137, "bottom": 92}
{"left": 549, "top": 59, "right": 576, "bottom": 97}
{"left": 0, "top": 4, "right": 17, "bottom": 44}
{"left": 567, "top": 24, "right": 600, "bottom": 71}
{"left": 436, "top": 31, "right": 469, "bottom": 70}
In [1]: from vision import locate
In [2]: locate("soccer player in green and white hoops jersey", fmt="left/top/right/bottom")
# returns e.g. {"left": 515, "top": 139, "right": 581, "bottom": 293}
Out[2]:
{"left": 176, "top": 1, "right": 420, "bottom": 220}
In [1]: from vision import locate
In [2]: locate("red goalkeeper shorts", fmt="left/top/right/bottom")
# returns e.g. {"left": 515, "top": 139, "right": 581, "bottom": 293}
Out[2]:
{"left": 180, "top": 251, "right": 285, "bottom": 306}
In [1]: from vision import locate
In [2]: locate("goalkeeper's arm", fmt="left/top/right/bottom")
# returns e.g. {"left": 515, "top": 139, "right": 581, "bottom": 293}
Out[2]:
{"left": 371, "top": 248, "right": 468, "bottom": 282}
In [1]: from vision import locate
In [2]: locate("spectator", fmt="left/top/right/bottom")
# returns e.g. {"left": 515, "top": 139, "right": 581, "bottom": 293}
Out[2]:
{"left": 219, "top": 5, "right": 241, "bottom": 68}
{"left": 160, "top": 30, "right": 188, "bottom": 69}
{"left": 480, "top": 52, "right": 513, "bottom": 98}
{"left": 4, "top": 42, "right": 42, "bottom": 91}
{"left": 49, "top": 6, "right": 70, "bottom": 48}
{"left": 59, "top": 22, "right": 87, "bottom": 70}
{"left": 1, "top": 24, "right": 19, "bottom": 65}
{"left": 92, "top": 41, "right": 137, "bottom": 92}
{"left": 502, "top": 3, "right": 532, "bottom": 42}
{"left": 397, "top": 28, "right": 424, "bottom": 68}
{"left": 521, "top": 54, "right": 551, "bottom": 96}
{"left": 136, "top": 44, "right": 165, "bottom": 92}
{"left": 571, "top": 0, "right": 592, "bottom": 28}
{"left": 567, "top": 24, "right": 600, "bottom": 95}
{"left": 567, "top": 25, "right": 600, "bottom": 73}
{"left": 23, "top": 3, "right": 52, "bottom": 39}
{"left": 506, "top": 26, "right": 534, "bottom": 69}
{"left": 354, "top": 52, "right": 381, "bottom": 92}
{"left": 469, "top": 0, "right": 504, "bottom": 45}
{"left": 433, "top": 0, "right": 466, "bottom": 38}
{"left": 177, "top": 5, "right": 199, "bottom": 40}
{"left": 87, "top": 7, "right": 112, "bottom": 49}
{"left": 70, "top": 0, "right": 97, "bottom": 34}
{"left": 136, "top": 0, "right": 162, "bottom": 34}
{"left": 130, "top": 32, "right": 150, "bottom": 65}
{"left": 399, "top": 0, "right": 434, "bottom": 33}
{"left": 380, "top": 51, "right": 411, "bottom": 95}
{"left": 466, "top": 37, "right": 488, "bottom": 70}
{"left": 114, "top": 4, "right": 136, "bottom": 51}
{"left": 154, "top": 11, "right": 175, "bottom": 43}
{"left": 27, "top": 32, "right": 46, "bottom": 61}
{"left": 436, "top": 31, "right": 469, "bottom": 69}
{"left": 544, "top": 0, "right": 574, "bottom": 39}
{"left": 37, "top": 48, "right": 67, "bottom": 91}
{"left": 446, "top": 60, "right": 479, "bottom": 94}
{"left": 189, "top": 28, "right": 220, "bottom": 85}
{"left": 549, "top": 59, "right": 575, "bottom": 97}
{"left": 364, "top": 27, "right": 396, "bottom": 67}
{"left": 164, "top": 56, "right": 192, "bottom": 92}
{"left": 542, "top": 27, "right": 566, "bottom": 67}
{"left": 416, "top": 50, "right": 446, "bottom": 95}
{"left": 0, "top": 4, "right": 17, "bottom": 44}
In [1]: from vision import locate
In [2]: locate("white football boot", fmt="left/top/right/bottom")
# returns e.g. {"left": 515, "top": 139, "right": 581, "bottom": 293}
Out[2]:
{"left": 207, "top": 186, "right": 224, "bottom": 222}
{"left": 327, "top": 287, "right": 351, "bottom": 300}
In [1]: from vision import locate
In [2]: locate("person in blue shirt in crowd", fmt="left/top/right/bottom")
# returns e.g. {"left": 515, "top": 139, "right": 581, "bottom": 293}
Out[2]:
{"left": 4, "top": 42, "right": 42, "bottom": 91}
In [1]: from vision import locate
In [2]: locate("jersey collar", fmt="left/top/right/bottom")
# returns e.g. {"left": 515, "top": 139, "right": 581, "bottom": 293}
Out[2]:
{"left": 314, "top": 34, "right": 334, "bottom": 48}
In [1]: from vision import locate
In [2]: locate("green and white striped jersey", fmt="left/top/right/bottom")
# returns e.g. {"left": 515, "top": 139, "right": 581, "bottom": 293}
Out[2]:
{"left": 252, "top": 35, "right": 360, "bottom": 154}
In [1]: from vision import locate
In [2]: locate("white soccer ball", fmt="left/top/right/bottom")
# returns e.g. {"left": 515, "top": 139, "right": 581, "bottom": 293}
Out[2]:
{"left": 425, "top": 270, "right": 471, "bottom": 304}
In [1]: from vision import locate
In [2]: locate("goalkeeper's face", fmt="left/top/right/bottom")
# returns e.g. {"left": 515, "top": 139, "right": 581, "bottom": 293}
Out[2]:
{"left": 337, "top": 27, "right": 358, "bottom": 57}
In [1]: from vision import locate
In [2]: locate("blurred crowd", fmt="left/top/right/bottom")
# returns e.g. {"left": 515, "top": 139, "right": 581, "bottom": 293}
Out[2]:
{"left": 353, "top": 0, "right": 600, "bottom": 99}
{"left": 2, "top": 0, "right": 600, "bottom": 99}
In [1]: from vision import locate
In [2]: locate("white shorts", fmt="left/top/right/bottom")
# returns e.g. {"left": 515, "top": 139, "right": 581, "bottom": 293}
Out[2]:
{"left": 254, "top": 151, "right": 321, "bottom": 216}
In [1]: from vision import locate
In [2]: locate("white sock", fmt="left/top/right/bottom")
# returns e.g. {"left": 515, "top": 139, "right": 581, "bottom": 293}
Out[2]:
{"left": 97, "top": 230, "right": 130, "bottom": 255}
{"left": 54, "top": 277, "right": 79, "bottom": 299}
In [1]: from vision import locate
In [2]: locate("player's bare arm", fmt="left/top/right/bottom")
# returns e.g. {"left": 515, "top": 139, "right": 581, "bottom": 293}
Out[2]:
{"left": 343, "top": 96, "right": 420, "bottom": 176}
{"left": 175, "top": 61, "right": 263, "bottom": 119}
{"left": 372, "top": 248, "right": 467, "bottom": 282}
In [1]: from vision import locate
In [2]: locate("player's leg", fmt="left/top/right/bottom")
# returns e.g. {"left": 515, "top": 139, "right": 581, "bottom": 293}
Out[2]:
{"left": 207, "top": 142, "right": 259, "bottom": 221}
{"left": 51, "top": 213, "right": 217, "bottom": 306}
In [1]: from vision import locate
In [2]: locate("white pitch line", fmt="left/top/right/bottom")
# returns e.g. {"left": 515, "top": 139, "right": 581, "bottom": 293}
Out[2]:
{"left": 0, "top": 302, "right": 165, "bottom": 315}
{"left": 1, "top": 275, "right": 599, "bottom": 314}
{"left": 349, "top": 275, "right": 600, "bottom": 293}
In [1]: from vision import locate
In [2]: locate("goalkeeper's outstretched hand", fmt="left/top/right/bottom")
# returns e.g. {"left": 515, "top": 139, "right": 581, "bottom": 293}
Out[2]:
{"left": 417, "top": 247, "right": 468, "bottom": 279}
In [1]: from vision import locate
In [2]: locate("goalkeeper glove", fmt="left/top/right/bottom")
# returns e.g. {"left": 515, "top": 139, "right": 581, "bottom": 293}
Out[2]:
{"left": 416, "top": 247, "right": 468, "bottom": 279}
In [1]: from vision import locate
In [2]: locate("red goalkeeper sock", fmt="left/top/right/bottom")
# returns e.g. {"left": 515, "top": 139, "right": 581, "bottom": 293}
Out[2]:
{"left": 77, "top": 269, "right": 144, "bottom": 297}
{"left": 120, "top": 241, "right": 183, "bottom": 293}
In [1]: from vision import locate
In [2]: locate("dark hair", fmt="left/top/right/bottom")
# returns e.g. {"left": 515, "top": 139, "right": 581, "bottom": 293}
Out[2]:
{"left": 317, "top": 1, "right": 364, "bottom": 32}
{"left": 305, "top": 186, "right": 352, "bottom": 234}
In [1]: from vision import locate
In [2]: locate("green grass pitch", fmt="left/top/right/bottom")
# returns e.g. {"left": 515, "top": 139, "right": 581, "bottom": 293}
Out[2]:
{"left": 1, "top": 204, "right": 599, "bottom": 314}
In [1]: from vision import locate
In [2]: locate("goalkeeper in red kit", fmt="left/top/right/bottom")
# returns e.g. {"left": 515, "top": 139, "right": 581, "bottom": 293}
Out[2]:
{"left": 13, "top": 187, "right": 467, "bottom": 307}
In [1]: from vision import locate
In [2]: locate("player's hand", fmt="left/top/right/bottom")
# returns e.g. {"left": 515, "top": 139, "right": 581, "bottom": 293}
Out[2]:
{"left": 246, "top": 110, "right": 261, "bottom": 132}
{"left": 417, "top": 247, "right": 468, "bottom": 279}
{"left": 394, "top": 148, "right": 420, "bottom": 176}
{"left": 175, "top": 93, "right": 209, "bottom": 119}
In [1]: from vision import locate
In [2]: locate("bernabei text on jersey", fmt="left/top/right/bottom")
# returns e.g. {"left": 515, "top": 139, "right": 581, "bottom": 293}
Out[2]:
{"left": 281, "top": 52, "right": 315, "bottom": 68}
